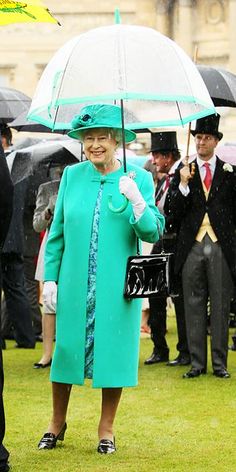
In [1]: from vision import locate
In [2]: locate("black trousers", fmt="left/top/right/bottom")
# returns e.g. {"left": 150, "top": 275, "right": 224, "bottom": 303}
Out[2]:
{"left": 148, "top": 292, "right": 189, "bottom": 357}
{"left": 148, "top": 239, "right": 189, "bottom": 358}
{"left": 1, "top": 253, "right": 35, "bottom": 348}
{"left": 23, "top": 256, "right": 42, "bottom": 336}
{"left": 182, "top": 235, "right": 233, "bottom": 371}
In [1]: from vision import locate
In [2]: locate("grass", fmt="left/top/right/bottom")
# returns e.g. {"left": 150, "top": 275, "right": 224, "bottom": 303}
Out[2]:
{"left": 2, "top": 308, "right": 236, "bottom": 472}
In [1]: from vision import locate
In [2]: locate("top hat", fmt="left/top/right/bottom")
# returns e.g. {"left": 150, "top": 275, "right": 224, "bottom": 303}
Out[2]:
{"left": 68, "top": 104, "right": 136, "bottom": 143}
{"left": 150, "top": 131, "right": 179, "bottom": 153}
{"left": 190, "top": 113, "right": 223, "bottom": 140}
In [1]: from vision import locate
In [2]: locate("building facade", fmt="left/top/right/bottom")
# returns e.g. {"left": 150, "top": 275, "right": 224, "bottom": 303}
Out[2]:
{"left": 0, "top": 0, "right": 235, "bottom": 143}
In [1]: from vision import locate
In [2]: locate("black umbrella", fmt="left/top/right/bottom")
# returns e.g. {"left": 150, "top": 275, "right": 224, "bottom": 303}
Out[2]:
{"left": 197, "top": 65, "right": 236, "bottom": 107}
{"left": 8, "top": 138, "right": 82, "bottom": 185}
{"left": 9, "top": 109, "right": 68, "bottom": 133}
{"left": 0, "top": 86, "right": 31, "bottom": 123}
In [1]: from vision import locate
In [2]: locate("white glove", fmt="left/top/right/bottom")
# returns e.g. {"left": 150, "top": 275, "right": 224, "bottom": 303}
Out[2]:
{"left": 42, "top": 281, "right": 57, "bottom": 314}
{"left": 119, "top": 176, "right": 146, "bottom": 220}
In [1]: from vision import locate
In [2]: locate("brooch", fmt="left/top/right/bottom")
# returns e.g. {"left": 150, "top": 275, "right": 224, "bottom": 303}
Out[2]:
{"left": 127, "top": 171, "right": 136, "bottom": 180}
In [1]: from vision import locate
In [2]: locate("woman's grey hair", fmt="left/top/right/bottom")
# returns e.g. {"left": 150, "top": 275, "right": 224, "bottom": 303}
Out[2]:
{"left": 81, "top": 128, "right": 123, "bottom": 146}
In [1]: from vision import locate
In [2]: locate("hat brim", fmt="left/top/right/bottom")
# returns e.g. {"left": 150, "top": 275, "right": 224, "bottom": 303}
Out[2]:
{"left": 150, "top": 147, "right": 180, "bottom": 153}
{"left": 68, "top": 125, "right": 136, "bottom": 143}
{"left": 191, "top": 130, "right": 223, "bottom": 141}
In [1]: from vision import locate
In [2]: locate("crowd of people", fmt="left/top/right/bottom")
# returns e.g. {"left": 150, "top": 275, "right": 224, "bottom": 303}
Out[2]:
{"left": 0, "top": 106, "right": 235, "bottom": 469}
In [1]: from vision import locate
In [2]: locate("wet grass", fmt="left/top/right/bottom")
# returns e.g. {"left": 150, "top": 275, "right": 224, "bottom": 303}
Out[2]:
{"left": 2, "top": 309, "right": 236, "bottom": 472}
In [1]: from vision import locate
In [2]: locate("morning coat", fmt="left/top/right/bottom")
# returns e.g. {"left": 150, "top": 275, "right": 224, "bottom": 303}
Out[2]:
{"left": 167, "top": 157, "right": 236, "bottom": 283}
{"left": 44, "top": 161, "right": 164, "bottom": 388}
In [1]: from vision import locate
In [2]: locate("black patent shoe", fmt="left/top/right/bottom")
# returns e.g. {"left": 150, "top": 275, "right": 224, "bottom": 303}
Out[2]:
{"left": 213, "top": 369, "right": 231, "bottom": 378}
{"left": 167, "top": 356, "right": 191, "bottom": 367}
{"left": 38, "top": 423, "right": 67, "bottom": 450}
{"left": 144, "top": 352, "right": 169, "bottom": 365}
{"left": 34, "top": 359, "right": 52, "bottom": 369}
{"left": 183, "top": 368, "right": 206, "bottom": 378}
{"left": 97, "top": 438, "right": 116, "bottom": 454}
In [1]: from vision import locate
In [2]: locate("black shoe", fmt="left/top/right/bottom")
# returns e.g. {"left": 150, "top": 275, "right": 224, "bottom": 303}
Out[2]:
{"left": 167, "top": 356, "right": 191, "bottom": 367}
{"left": 0, "top": 338, "right": 6, "bottom": 350}
{"left": 213, "top": 369, "right": 230, "bottom": 378}
{"left": 228, "top": 344, "right": 236, "bottom": 351}
{"left": 35, "top": 334, "right": 43, "bottom": 342}
{"left": 0, "top": 464, "right": 10, "bottom": 472}
{"left": 228, "top": 335, "right": 236, "bottom": 351}
{"left": 144, "top": 352, "right": 169, "bottom": 365}
{"left": 38, "top": 423, "right": 67, "bottom": 450}
{"left": 34, "top": 359, "right": 52, "bottom": 369}
{"left": 183, "top": 368, "right": 206, "bottom": 378}
{"left": 0, "top": 465, "right": 10, "bottom": 472}
{"left": 97, "top": 438, "right": 116, "bottom": 454}
{"left": 15, "top": 343, "right": 35, "bottom": 349}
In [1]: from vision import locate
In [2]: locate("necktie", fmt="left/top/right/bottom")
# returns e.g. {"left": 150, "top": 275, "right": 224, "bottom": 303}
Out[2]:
{"left": 155, "top": 174, "right": 172, "bottom": 206}
{"left": 203, "top": 162, "right": 212, "bottom": 191}
{"left": 163, "top": 175, "right": 170, "bottom": 192}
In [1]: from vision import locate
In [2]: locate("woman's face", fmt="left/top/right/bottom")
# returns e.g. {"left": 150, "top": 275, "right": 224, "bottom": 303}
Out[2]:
{"left": 82, "top": 128, "right": 117, "bottom": 171}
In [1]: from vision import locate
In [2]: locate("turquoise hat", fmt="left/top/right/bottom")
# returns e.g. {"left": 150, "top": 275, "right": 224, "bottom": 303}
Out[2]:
{"left": 68, "top": 104, "right": 136, "bottom": 143}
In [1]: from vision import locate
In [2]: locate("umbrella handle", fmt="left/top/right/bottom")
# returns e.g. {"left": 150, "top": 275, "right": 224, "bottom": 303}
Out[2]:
{"left": 108, "top": 194, "right": 129, "bottom": 213}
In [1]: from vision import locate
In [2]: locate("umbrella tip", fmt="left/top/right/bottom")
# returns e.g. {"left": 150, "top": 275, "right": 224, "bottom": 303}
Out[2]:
{"left": 114, "top": 8, "right": 121, "bottom": 24}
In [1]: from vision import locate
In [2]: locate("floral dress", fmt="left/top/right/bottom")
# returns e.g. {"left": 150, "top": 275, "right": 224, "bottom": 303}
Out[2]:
{"left": 84, "top": 185, "right": 103, "bottom": 378}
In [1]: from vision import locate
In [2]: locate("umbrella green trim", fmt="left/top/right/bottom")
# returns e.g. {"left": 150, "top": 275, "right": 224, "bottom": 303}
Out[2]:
{"left": 28, "top": 106, "right": 216, "bottom": 131}
{"left": 50, "top": 93, "right": 214, "bottom": 107}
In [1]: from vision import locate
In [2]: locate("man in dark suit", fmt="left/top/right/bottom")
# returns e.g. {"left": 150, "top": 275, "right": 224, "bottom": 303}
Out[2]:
{"left": 1, "top": 176, "right": 36, "bottom": 349}
{"left": 0, "top": 145, "right": 13, "bottom": 472}
{"left": 169, "top": 113, "right": 236, "bottom": 378}
{"left": 144, "top": 131, "right": 190, "bottom": 366}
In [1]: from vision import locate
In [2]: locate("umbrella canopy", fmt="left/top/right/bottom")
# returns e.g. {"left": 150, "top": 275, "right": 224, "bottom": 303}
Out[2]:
{"left": 197, "top": 65, "right": 236, "bottom": 107}
{"left": 0, "top": 86, "right": 31, "bottom": 124}
{"left": 216, "top": 144, "right": 236, "bottom": 165}
{"left": 28, "top": 24, "right": 215, "bottom": 132}
{"left": 9, "top": 109, "right": 67, "bottom": 133}
{"left": 0, "top": 0, "right": 59, "bottom": 25}
{"left": 8, "top": 138, "right": 82, "bottom": 184}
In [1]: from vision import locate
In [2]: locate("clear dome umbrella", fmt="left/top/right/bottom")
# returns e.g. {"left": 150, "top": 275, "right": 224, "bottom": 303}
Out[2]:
{"left": 28, "top": 23, "right": 215, "bottom": 134}
{"left": 28, "top": 22, "right": 215, "bottom": 211}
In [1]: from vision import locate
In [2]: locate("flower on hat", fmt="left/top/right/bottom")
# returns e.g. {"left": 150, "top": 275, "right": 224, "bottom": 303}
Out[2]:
{"left": 71, "top": 113, "right": 93, "bottom": 129}
{"left": 223, "top": 163, "right": 233, "bottom": 172}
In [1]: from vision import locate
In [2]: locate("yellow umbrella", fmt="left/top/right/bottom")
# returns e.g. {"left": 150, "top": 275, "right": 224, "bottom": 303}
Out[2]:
{"left": 0, "top": 0, "right": 60, "bottom": 25}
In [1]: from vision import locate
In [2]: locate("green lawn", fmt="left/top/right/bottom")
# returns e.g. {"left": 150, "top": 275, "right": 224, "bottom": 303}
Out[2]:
{"left": 2, "top": 309, "right": 236, "bottom": 472}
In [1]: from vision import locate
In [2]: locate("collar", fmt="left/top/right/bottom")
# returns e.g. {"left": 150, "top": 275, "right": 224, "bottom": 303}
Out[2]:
{"left": 197, "top": 154, "right": 216, "bottom": 168}
{"left": 168, "top": 161, "right": 180, "bottom": 176}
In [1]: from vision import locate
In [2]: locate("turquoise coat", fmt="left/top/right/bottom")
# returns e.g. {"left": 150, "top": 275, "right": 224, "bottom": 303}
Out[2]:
{"left": 44, "top": 161, "right": 165, "bottom": 388}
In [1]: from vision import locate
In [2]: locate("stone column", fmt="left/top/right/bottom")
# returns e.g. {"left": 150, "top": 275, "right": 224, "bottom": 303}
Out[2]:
{"left": 177, "top": 0, "right": 193, "bottom": 58}
{"left": 155, "top": 0, "right": 171, "bottom": 36}
{"left": 229, "top": 0, "right": 236, "bottom": 74}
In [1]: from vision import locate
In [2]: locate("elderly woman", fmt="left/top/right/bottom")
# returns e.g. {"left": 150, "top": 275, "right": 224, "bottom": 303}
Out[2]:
{"left": 38, "top": 104, "right": 164, "bottom": 454}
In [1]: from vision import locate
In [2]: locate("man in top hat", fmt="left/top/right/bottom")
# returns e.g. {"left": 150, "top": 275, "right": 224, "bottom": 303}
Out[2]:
{"left": 144, "top": 131, "right": 190, "bottom": 367}
{"left": 168, "top": 113, "right": 236, "bottom": 378}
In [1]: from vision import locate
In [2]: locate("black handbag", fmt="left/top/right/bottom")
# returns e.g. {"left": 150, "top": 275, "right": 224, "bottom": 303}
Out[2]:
{"left": 124, "top": 237, "right": 174, "bottom": 299}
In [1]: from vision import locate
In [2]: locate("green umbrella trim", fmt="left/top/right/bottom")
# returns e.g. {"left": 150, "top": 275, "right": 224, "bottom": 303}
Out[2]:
{"left": 28, "top": 106, "right": 216, "bottom": 131}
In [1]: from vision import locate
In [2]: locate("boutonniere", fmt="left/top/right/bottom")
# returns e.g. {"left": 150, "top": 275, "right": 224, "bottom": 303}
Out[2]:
{"left": 127, "top": 171, "right": 136, "bottom": 180}
{"left": 223, "top": 163, "right": 233, "bottom": 173}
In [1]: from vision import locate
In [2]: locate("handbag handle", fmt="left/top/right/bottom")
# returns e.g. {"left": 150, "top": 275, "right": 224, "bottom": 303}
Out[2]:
{"left": 136, "top": 218, "right": 164, "bottom": 255}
